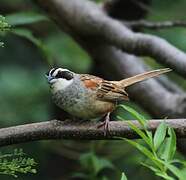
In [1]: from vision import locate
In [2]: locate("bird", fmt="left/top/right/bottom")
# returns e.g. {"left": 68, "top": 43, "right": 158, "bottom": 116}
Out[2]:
{"left": 46, "top": 67, "right": 171, "bottom": 134}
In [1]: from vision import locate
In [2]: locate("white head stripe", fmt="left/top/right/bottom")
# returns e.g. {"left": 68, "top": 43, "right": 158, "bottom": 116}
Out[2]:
{"left": 52, "top": 68, "right": 70, "bottom": 77}
{"left": 49, "top": 68, "right": 55, "bottom": 75}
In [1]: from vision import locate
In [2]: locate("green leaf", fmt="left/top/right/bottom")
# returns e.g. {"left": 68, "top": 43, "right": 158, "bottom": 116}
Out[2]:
{"left": 120, "top": 172, "right": 128, "bottom": 180}
{"left": 180, "top": 167, "right": 186, "bottom": 178}
{"left": 123, "top": 138, "right": 164, "bottom": 169}
{"left": 79, "top": 152, "right": 114, "bottom": 175}
{"left": 94, "top": 158, "right": 114, "bottom": 174}
{"left": 154, "top": 122, "right": 167, "bottom": 151}
{"left": 161, "top": 127, "right": 176, "bottom": 161}
{"left": 170, "top": 159, "right": 186, "bottom": 166}
{"left": 163, "top": 162, "right": 185, "bottom": 180}
{"left": 119, "top": 105, "right": 147, "bottom": 127}
{"left": 146, "top": 131, "right": 153, "bottom": 144}
{"left": 6, "top": 11, "right": 48, "bottom": 26}
{"left": 124, "top": 138, "right": 154, "bottom": 160}
{"left": 117, "top": 115, "right": 126, "bottom": 121}
{"left": 141, "top": 162, "right": 160, "bottom": 173}
{"left": 141, "top": 162, "right": 175, "bottom": 180}
{"left": 12, "top": 28, "right": 41, "bottom": 46}
{"left": 127, "top": 122, "right": 153, "bottom": 150}
{"left": 11, "top": 28, "right": 53, "bottom": 65}
{"left": 155, "top": 172, "right": 174, "bottom": 180}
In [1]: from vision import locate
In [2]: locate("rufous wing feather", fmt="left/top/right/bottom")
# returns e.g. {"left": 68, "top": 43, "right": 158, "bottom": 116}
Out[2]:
{"left": 119, "top": 68, "right": 171, "bottom": 87}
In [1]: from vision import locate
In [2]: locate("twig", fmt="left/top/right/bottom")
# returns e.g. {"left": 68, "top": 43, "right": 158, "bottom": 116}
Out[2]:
{"left": 0, "top": 119, "right": 186, "bottom": 147}
{"left": 124, "top": 20, "right": 186, "bottom": 29}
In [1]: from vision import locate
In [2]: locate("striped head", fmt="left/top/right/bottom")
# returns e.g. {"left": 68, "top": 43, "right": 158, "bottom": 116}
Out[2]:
{"left": 46, "top": 68, "right": 74, "bottom": 91}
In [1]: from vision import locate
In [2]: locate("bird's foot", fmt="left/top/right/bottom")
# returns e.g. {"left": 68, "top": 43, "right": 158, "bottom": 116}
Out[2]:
{"left": 97, "top": 112, "right": 110, "bottom": 136}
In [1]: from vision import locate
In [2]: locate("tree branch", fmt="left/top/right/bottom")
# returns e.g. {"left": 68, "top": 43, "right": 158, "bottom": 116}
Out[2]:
{"left": 0, "top": 119, "right": 186, "bottom": 147}
{"left": 124, "top": 20, "right": 186, "bottom": 29}
{"left": 35, "top": 0, "right": 186, "bottom": 77}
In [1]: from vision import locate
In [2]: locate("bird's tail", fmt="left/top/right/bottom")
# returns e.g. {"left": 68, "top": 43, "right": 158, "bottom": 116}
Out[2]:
{"left": 119, "top": 68, "right": 171, "bottom": 87}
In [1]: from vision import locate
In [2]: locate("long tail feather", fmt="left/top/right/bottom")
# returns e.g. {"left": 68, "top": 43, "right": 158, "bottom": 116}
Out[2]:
{"left": 120, "top": 68, "right": 171, "bottom": 87}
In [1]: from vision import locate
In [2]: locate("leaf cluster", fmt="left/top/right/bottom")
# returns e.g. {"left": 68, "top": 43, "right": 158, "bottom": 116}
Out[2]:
{"left": 119, "top": 105, "right": 186, "bottom": 180}
{"left": 0, "top": 15, "right": 11, "bottom": 47}
{"left": 0, "top": 15, "right": 10, "bottom": 32}
{"left": 0, "top": 149, "right": 37, "bottom": 178}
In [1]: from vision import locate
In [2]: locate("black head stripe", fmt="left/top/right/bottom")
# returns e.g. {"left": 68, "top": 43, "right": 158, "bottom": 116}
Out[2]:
{"left": 50, "top": 68, "right": 57, "bottom": 76}
{"left": 46, "top": 68, "right": 57, "bottom": 76}
{"left": 56, "top": 71, "right": 74, "bottom": 80}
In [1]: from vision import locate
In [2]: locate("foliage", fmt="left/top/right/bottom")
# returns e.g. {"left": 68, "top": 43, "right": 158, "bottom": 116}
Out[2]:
{"left": 0, "top": 15, "right": 10, "bottom": 32}
{"left": 0, "top": 149, "right": 37, "bottom": 178}
{"left": 4, "top": 11, "right": 53, "bottom": 66}
{"left": 0, "top": 15, "right": 10, "bottom": 47}
{"left": 120, "top": 172, "right": 128, "bottom": 180}
{"left": 6, "top": 11, "right": 48, "bottom": 26}
{"left": 73, "top": 152, "right": 115, "bottom": 180}
{"left": 0, "top": 15, "right": 37, "bottom": 179}
{"left": 12, "top": 28, "right": 53, "bottom": 66}
{"left": 119, "top": 105, "right": 186, "bottom": 180}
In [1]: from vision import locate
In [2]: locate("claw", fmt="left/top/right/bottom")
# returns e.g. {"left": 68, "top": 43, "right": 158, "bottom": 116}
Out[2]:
{"left": 97, "top": 112, "right": 110, "bottom": 136}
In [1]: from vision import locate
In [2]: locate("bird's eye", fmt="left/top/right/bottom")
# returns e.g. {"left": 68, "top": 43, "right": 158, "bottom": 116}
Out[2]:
{"left": 55, "top": 71, "right": 74, "bottom": 80}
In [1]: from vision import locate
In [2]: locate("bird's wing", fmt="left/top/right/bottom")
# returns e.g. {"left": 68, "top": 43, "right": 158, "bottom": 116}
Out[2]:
{"left": 80, "top": 74, "right": 129, "bottom": 102}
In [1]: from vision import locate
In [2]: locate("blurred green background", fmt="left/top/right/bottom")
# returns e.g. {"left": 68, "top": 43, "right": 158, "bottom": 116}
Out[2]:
{"left": 0, "top": 0, "right": 186, "bottom": 179}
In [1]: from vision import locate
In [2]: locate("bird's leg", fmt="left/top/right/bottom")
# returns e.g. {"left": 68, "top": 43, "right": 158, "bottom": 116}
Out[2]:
{"left": 97, "top": 112, "right": 111, "bottom": 136}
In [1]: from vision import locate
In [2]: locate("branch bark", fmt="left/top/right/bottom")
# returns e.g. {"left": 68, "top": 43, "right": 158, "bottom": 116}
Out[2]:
{"left": 0, "top": 119, "right": 186, "bottom": 147}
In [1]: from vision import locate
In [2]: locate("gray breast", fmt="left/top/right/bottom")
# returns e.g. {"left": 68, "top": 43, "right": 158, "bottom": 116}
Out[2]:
{"left": 51, "top": 77, "right": 93, "bottom": 118}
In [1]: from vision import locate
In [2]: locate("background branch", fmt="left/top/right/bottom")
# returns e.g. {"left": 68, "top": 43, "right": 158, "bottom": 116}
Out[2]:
{"left": 35, "top": 0, "right": 186, "bottom": 77}
{"left": 124, "top": 20, "right": 186, "bottom": 29}
{"left": 0, "top": 119, "right": 186, "bottom": 147}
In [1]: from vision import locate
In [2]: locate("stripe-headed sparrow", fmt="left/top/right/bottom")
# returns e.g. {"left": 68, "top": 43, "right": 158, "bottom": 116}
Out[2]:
{"left": 46, "top": 67, "right": 171, "bottom": 134}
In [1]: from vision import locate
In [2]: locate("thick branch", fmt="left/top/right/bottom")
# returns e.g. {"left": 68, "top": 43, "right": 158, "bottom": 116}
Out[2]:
{"left": 35, "top": 0, "right": 186, "bottom": 77}
{"left": 0, "top": 119, "right": 186, "bottom": 147}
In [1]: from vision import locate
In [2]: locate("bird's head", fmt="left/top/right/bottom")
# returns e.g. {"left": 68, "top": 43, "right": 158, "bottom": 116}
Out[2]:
{"left": 46, "top": 68, "right": 74, "bottom": 91}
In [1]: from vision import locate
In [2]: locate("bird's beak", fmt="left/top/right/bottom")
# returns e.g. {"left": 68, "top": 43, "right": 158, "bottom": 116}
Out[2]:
{"left": 45, "top": 74, "right": 54, "bottom": 83}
